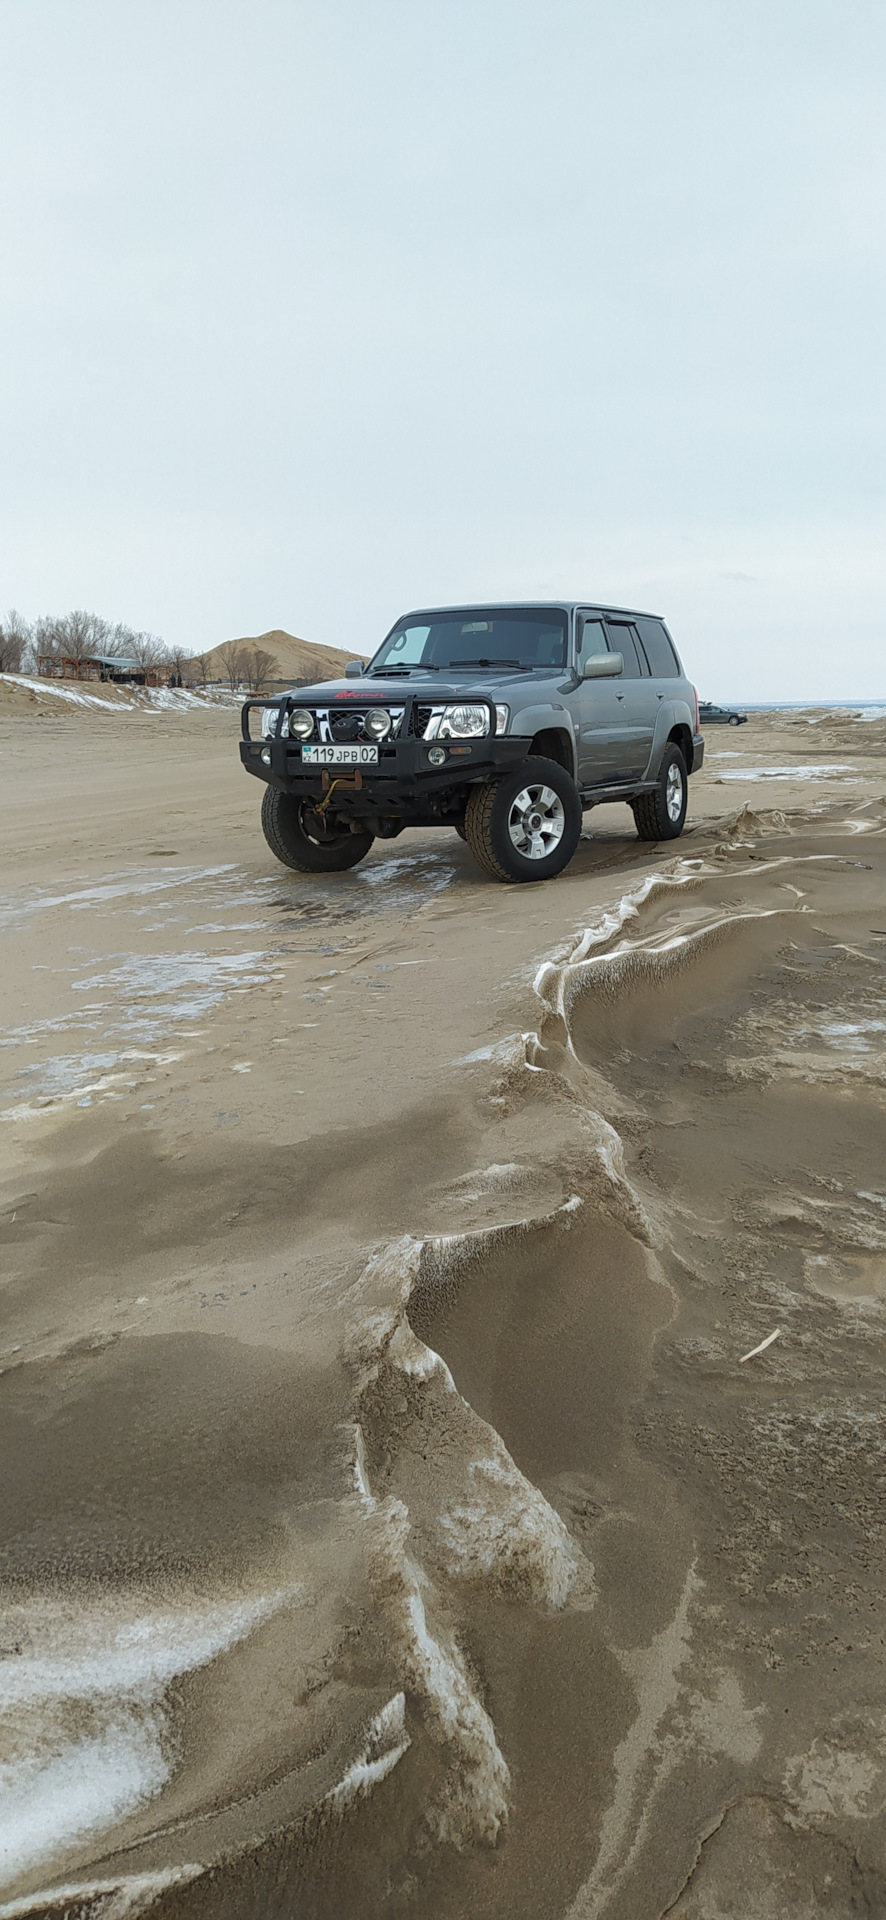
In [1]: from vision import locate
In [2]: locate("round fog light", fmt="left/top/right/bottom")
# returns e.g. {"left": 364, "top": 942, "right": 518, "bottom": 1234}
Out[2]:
{"left": 261, "top": 746, "right": 271, "bottom": 764}
{"left": 427, "top": 745, "right": 446, "bottom": 766}
{"left": 364, "top": 707, "right": 392, "bottom": 740}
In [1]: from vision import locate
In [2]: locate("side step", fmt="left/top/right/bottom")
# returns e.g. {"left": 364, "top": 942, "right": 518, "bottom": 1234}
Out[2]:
{"left": 579, "top": 782, "right": 656, "bottom": 807}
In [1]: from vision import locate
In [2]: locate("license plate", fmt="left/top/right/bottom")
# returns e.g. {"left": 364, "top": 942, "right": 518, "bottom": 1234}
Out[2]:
{"left": 302, "top": 744, "right": 379, "bottom": 766}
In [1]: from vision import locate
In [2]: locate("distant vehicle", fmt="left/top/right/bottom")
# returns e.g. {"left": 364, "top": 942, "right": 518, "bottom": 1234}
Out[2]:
{"left": 240, "top": 601, "right": 704, "bottom": 884}
{"left": 699, "top": 701, "right": 747, "bottom": 727}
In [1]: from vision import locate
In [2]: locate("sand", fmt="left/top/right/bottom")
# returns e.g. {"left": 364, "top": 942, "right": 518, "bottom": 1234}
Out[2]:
{"left": 1, "top": 680, "right": 885, "bottom": 1918}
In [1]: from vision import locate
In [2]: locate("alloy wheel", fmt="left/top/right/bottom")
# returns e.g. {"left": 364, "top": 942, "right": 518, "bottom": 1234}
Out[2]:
{"left": 507, "top": 784, "right": 566, "bottom": 859}
{"left": 665, "top": 764, "right": 684, "bottom": 822}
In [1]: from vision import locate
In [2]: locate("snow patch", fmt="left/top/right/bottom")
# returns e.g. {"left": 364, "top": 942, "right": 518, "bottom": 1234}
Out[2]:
{"left": 0, "top": 1587, "right": 299, "bottom": 1888}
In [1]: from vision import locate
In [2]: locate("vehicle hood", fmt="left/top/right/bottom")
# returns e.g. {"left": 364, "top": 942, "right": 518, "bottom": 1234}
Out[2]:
{"left": 278, "top": 670, "right": 555, "bottom": 703}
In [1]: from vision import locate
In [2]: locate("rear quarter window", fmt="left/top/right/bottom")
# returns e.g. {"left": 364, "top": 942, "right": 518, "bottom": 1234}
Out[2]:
{"left": 636, "top": 617, "right": 680, "bottom": 677}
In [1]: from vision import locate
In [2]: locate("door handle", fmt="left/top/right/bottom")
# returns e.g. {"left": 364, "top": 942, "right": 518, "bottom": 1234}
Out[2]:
{"left": 616, "top": 693, "right": 625, "bottom": 701}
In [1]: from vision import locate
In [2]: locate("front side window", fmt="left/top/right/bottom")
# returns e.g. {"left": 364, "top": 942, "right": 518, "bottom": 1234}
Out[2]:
{"left": 369, "top": 607, "right": 568, "bottom": 673}
{"left": 578, "top": 617, "right": 609, "bottom": 661}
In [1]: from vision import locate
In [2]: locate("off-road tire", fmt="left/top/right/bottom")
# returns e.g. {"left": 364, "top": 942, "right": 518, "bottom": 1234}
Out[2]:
{"left": 261, "top": 787, "right": 374, "bottom": 872}
{"left": 454, "top": 819, "right": 468, "bottom": 841}
{"left": 464, "top": 757, "right": 582, "bottom": 883}
{"left": 631, "top": 744, "right": 688, "bottom": 842}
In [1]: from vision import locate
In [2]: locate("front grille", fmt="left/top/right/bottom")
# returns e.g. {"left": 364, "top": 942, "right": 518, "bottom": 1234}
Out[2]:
{"left": 411, "top": 705, "right": 434, "bottom": 739}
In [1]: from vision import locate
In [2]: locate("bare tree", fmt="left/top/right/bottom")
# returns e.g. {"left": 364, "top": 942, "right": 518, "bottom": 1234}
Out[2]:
{"left": 104, "top": 621, "right": 138, "bottom": 658}
{"left": 216, "top": 640, "right": 249, "bottom": 691}
{"left": 34, "top": 610, "right": 114, "bottom": 662}
{"left": 186, "top": 651, "right": 213, "bottom": 687}
{"left": 126, "top": 630, "right": 170, "bottom": 676}
{"left": 0, "top": 609, "right": 32, "bottom": 673}
{"left": 163, "top": 641, "right": 191, "bottom": 683}
{"left": 241, "top": 646, "right": 280, "bottom": 694}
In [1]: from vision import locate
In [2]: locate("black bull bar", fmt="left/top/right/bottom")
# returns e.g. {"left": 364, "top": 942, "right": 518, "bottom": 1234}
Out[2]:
{"left": 238, "top": 690, "right": 527, "bottom": 805}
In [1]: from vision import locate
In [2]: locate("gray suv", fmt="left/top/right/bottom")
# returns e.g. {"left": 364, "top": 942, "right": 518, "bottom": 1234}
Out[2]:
{"left": 239, "top": 601, "right": 704, "bottom": 884}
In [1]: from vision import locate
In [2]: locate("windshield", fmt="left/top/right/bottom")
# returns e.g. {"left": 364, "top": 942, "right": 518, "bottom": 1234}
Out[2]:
{"left": 368, "top": 607, "right": 568, "bottom": 674}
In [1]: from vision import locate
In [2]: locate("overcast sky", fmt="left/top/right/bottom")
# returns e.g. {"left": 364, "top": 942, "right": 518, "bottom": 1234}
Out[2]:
{"left": 1, "top": 0, "right": 884, "bottom": 697}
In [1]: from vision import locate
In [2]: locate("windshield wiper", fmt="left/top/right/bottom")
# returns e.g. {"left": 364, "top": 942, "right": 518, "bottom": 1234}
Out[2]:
{"left": 447, "top": 657, "right": 532, "bottom": 670}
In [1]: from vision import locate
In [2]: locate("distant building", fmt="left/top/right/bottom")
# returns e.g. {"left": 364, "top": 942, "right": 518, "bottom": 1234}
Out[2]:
{"left": 37, "top": 653, "right": 165, "bottom": 687}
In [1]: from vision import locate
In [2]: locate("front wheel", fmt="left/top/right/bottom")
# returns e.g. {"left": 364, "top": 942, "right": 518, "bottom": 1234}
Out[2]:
{"left": 261, "top": 787, "right": 374, "bottom": 872}
{"left": 464, "top": 757, "right": 582, "bottom": 882}
{"left": 631, "top": 745, "right": 688, "bottom": 842}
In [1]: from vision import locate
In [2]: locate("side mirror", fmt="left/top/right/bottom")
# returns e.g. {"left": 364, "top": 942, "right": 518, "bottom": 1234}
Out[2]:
{"left": 344, "top": 660, "right": 364, "bottom": 678}
{"left": 582, "top": 652, "right": 623, "bottom": 679}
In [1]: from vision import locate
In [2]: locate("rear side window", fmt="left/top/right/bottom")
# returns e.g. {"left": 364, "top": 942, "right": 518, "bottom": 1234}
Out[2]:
{"left": 604, "top": 622, "right": 644, "bottom": 680}
{"left": 635, "top": 617, "right": 680, "bottom": 677}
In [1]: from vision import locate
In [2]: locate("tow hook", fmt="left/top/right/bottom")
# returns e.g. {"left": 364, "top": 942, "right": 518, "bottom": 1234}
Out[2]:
{"left": 316, "top": 770, "right": 364, "bottom": 832}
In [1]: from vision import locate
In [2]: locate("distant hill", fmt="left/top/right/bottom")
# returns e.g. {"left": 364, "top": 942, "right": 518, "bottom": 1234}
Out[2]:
{"left": 189, "top": 628, "right": 363, "bottom": 686}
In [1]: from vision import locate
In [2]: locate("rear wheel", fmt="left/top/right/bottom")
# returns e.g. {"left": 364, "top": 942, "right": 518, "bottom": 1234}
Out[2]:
{"left": 464, "top": 757, "right": 582, "bottom": 882}
{"left": 631, "top": 744, "right": 688, "bottom": 842}
{"left": 261, "top": 787, "right": 374, "bottom": 872}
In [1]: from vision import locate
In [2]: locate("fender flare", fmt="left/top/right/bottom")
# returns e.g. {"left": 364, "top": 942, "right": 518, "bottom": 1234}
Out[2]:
{"left": 645, "top": 700, "right": 696, "bottom": 778}
{"left": 506, "top": 701, "right": 579, "bottom": 781}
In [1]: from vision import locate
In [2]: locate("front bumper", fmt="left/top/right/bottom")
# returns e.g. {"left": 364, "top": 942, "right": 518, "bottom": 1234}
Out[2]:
{"left": 239, "top": 691, "right": 529, "bottom": 808}
{"left": 240, "top": 732, "right": 529, "bottom": 796}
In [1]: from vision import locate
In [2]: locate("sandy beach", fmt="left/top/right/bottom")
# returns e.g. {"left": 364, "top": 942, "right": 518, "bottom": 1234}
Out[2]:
{"left": 2, "top": 680, "right": 885, "bottom": 1919}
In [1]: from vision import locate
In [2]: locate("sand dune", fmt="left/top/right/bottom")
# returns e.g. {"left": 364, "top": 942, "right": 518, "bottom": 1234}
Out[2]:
{"left": 191, "top": 629, "right": 361, "bottom": 684}
{"left": 1, "top": 705, "right": 885, "bottom": 1917}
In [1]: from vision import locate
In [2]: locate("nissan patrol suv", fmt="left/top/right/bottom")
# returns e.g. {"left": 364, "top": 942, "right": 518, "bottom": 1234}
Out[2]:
{"left": 239, "top": 602, "right": 704, "bottom": 883}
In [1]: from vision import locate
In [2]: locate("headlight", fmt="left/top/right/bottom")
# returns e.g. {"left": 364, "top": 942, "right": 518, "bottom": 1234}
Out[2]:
{"left": 495, "top": 704, "right": 509, "bottom": 735}
{"left": 437, "top": 703, "right": 489, "bottom": 739}
{"left": 289, "top": 708, "right": 315, "bottom": 740}
{"left": 260, "top": 706, "right": 280, "bottom": 739}
{"left": 364, "top": 707, "right": 392, "bottom": 740}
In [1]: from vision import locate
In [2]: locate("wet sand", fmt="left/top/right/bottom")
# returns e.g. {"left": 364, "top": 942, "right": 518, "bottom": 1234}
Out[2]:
{"left": 1, "top": 682, "right": 885, "bottom": 1918}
